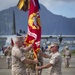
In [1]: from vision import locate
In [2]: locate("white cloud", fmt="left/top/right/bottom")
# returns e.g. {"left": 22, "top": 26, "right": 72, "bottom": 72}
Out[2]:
{"left": 39, "top": 0, "right": 75, "bottom": 6}
{"left": 0, "top": 0, "right": 18, "bottom": 11}
{"left": 56, "top": 0, "right": 75, "bottom": 2}
{"left": 39, "top": 0, "right": 75, "bottom": 11}
{"left": 39, "top": 0, "right": 62, "bottom": 10}
{"left": 0, "top": 0, "right": 75, "bottom": 18}
{"left": 0, "top": 0, "right": 75, "bottom": 11}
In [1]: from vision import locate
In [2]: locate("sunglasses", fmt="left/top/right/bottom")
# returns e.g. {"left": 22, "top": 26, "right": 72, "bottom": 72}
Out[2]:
{"left": 50, "top": 46, "right": 55, "bottom": 48}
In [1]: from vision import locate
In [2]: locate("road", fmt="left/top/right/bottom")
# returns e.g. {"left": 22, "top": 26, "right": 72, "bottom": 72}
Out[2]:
{"left": 0, "top": 55, "right": 75, "bottom": 75}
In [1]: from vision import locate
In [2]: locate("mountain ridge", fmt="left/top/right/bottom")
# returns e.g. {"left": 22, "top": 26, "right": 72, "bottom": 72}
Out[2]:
{"left": 0, "top": 4, "right": 75, "bottom": 35}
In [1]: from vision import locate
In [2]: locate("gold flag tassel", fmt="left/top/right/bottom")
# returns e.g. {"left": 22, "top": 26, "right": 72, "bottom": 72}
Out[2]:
{"left": 17, "top": 0, "right": 30, "bottom": 12}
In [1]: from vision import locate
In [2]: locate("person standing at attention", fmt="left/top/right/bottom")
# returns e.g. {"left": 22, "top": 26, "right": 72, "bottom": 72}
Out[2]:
{"left": 63, "top": 46, "right": 71, "bottom": 68}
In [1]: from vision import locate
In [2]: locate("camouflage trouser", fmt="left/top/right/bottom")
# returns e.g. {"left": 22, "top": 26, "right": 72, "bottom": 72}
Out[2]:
{"left": 26, "top": 68, "right": 42, "bottom": 75}
{"left": 65, "top": 58, "right": 70, "bottom": 68}
{"left": 12, "top": 70, "right": 26, "bottom": 75}
{"left": 6, "top": 57, "right": 12, "bottom": 69}
{"left": 26, "top": 68, "right": 36, "bottom": 75}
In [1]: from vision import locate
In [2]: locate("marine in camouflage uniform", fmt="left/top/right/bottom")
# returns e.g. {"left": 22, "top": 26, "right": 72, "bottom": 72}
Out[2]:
{"left": 25, "top": 49, "right": 43, "bottom": 75}
{"left": 63, "top": 46, "right": 71, "bottom": 68}
{"left": 36, "top": 43, "right": 62, "bottom": 75}
{"left": 25, "top": 48, "right": 51, "bottom": 75}
{"left": 4, "top": 46, "right": 12, "bottom": 69}
{"left": 12, "top": 37, "right": 38, "bottom": 75}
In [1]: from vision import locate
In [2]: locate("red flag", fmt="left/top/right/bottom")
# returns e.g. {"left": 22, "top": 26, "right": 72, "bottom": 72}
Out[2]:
{"left": 11, "top": 38, "right": 14, "bottom": 47}
{"left": 25, "top": 0, "right": 41, "bottom": 58}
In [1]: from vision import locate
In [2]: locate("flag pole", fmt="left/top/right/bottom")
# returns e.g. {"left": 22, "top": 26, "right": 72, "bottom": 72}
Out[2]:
{"left": 35, "top": 56, "right": 39, "bottom": 75}
{"left": 36, "top": 64, "right": 39, "bottom": 75}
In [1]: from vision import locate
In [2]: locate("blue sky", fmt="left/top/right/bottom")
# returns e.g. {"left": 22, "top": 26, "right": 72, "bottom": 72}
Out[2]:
{"left": 0, "top": 0, "right": 75, "bottom": 18}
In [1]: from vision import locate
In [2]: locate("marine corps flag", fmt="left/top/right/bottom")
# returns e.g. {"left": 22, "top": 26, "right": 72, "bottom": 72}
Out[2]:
{"left": 25, "top": 0, "right": 41, "bottom": 58}
{"left": 17, "top": 0, "right": 29, "bottom": 11}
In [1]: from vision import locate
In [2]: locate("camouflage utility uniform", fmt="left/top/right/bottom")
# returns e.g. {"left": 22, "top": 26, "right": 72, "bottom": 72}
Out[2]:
{"left": 25, "top": 50, "right": 43, "bottom": 75}
{"left": 12, "top": 46, "right": 26, "bottom": 75}
{"left": 49, "top": 52, "right": 62, "bottom": 75}
{"left": 64, "top": 49, "right": 71, "bottom": 68}
{"left": 4, "top": 46, "right": 12, "bottom": 69}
